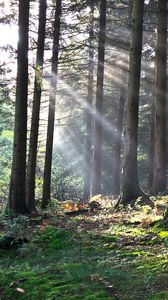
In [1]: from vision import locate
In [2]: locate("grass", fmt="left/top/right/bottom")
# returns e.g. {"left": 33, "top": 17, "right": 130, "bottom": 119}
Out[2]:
{"left": 0, "top": 198, "right": 168, "bottom": 299}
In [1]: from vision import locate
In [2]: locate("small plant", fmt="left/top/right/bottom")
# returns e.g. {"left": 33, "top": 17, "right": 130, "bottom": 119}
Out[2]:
{"left": 5, "top": 215, "right": 30, "bottom": 237}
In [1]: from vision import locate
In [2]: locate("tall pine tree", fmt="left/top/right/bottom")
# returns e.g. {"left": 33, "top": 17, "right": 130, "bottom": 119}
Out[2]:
{"left": 9, "top": 0, "right": 30, "bottom": 213}
{"left": 120, "top": 0, "right": 145, "bottom": 204}
{"left": 42, "top": 0, "right": 62, "bottom": 208}
{"left": 83, "top": 1, "right": 94, "bottom": 201}
{"left": 152, "top": 0, "right": 167, "bottom": 194}
{"left": 26, "top": 0, "right": 47, "bottom": 211}
{"left": 92, "top": 0, "right": 107, "bottom": 196}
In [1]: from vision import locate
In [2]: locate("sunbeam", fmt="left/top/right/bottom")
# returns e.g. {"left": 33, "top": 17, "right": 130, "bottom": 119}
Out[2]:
{"left": 44, "top": 71, "right": 119, "bottom": 139}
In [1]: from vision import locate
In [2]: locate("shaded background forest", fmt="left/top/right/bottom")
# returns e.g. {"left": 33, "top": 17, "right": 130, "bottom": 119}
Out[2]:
{"left": 0, "top": 0, "right": 167, "bottom": 213}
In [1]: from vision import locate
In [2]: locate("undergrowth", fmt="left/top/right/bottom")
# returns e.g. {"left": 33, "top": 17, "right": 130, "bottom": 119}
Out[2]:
{"left": 0, "top": 198, "right": 168, "bottom": 299}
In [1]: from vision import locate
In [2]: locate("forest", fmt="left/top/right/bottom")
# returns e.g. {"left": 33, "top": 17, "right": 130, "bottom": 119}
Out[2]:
{"left": 0, "top": 0, "right": 168, "bottom": 299}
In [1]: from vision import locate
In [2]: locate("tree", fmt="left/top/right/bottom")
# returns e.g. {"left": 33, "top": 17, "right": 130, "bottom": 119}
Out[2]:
{"left": 120, "top": 0, "right": 145, "bottom": 204}
{"left": 41, "top": 0, "right": 62, "bottom": 208}
{"left": 8, "top": 0, "right": 30, "bottom": 213}
{"left": 148, "top": 93, "right": 155, "bottom": 192}
{"left": 111, "top": 67, "right": 126, "bottom": 195}
{"left": 83, "top": 1, "right": 94, "bottom": 202}
{"left": 92, "top": 0, "right": 107, "bottom": 196}
{"left": 152, "top": 0, "right": 167, "bottom": 194}
{"left": 26, "top": 0, "right": 47, "bottom": 211}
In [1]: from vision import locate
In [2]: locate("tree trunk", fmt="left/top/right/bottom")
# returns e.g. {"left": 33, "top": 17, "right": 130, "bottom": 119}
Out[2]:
{"left": 152, "top": 0, "right": 167, "bottom": 194}
{"left": 120, "top": 0, "right": 145, "bottom": 204}
{"left": 8, "top": 0, "right": 30, "bottom": 214}
{"left": 26, "top": 0, "right": 47, "bottom": 212}
{"left": 112, "top": 68, "right": 125, "bottom": 195}
{"left": 148, "top": 94, "right": 155, "bottom": 192}
{"left": 92, "top": 0, "right": 106, "bottom": 196}
{"left": 41, "top": 0, "right": 62, "bottom": 208}
{"left": 83, "top": 2, "right": 94, "bottom": 202}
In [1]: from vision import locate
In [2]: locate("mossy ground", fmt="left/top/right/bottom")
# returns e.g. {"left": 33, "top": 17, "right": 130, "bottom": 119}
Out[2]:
{"left": 0, "top": 197, "right": 168, "bottom": 299}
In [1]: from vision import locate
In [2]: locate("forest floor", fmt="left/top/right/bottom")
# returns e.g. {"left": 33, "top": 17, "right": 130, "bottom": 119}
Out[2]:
{"left": 0, "top": 196, "right": 168, "bottom": 300}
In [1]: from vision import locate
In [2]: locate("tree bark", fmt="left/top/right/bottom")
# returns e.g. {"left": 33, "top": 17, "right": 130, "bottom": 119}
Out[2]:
{"left": 112, "top": 68, "right": 125, "bottom": 195}
{"left": 83, "top": 2, "right": 94, "bottom": 202}
{"left": 26, "top": 0, "right": 47, "bottom": 211}
{"left": 41, "top": 0, "right": 62, "bottom": 208}
{"left": 92, "top": 0, "right": 106, "bottom": 196}
{"left": 152, "top": 0, "right": 167, "bottom": 194}
{"left": 120, "top": 0, "right": 145, "bottom": 204}
{"left": 148, "top": 94, "right": 155, "bottom": 192}
{"left": 8, "top": 0, "right": 30, "bottom": 213}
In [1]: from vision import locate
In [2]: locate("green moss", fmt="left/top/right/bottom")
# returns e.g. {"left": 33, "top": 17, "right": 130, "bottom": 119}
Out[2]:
{"left": 100, "top": 235, "right": 119, "bottom": 245}
{"left": 33, "top": 226, "right": 71, "bottom": 250}
{"left": 147, "top": 291, "right": 168, "bottom": 299}
{"left": 0, "top": 223, "right": 168, "bottom": 300}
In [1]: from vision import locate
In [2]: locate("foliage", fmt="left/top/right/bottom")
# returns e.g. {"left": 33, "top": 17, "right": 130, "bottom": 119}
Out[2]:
{"left": 4, "top": 215, "right": 30, "bottom": 238}
{"left": 0, "top": 85, "right": 14, "bottom": 131}
{"left": 0, "top": 81, "right": 14, "bottom": 206}
{"left": 34, "top": 176, "right": 43, "bottom": 201}
{"left": 0, "top": 130, "right": 13, "bottom": 205}
{"left": 51, "top": 154, "right": 83, "bottom": 201}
